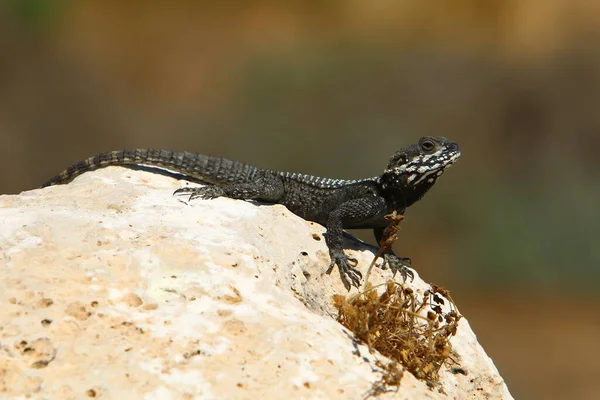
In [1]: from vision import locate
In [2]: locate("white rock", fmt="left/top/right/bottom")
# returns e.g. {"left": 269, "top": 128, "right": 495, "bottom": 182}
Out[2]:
{"left": 0, "top": 167, "right": 513, "bottom": 399}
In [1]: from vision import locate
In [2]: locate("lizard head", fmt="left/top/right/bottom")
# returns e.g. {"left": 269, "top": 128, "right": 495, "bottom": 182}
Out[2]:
{"left": 380, "top": 136, "right": 461, "bottom": 204}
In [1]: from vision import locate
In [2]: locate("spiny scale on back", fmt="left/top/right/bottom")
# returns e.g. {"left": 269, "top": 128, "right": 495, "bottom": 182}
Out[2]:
{"left": 42, "top": 136, "right": 461, "bottom": 291}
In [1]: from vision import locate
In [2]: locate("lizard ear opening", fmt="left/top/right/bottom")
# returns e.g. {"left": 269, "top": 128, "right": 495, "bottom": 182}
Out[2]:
{"left": 387, "top": 152, "right": 408, "bottom": 169}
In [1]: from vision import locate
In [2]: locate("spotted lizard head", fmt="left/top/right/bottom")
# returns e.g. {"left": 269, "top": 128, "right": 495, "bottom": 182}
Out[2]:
{"left": 380, "top": 137, "right": 461, "bottom": 205}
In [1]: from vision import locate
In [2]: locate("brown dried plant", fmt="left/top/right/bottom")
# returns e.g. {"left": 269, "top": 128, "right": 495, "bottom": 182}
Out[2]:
{"left": 333, "top": 281, "right": 461, "bottom": 396}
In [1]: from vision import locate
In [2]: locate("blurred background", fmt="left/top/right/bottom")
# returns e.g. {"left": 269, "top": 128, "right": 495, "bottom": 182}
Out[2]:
{"left": 1, "top": 1, "right": 599, "bottom": 398}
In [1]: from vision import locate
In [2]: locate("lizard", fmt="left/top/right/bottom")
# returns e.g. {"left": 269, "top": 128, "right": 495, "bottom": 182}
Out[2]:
{"left": 42, "top": 136, "right": 461, "bottom": 290}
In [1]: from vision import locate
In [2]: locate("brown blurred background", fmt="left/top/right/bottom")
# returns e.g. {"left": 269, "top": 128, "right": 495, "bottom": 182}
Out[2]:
{"left": 1, "top": 1, "right": 599, "bottom": 398}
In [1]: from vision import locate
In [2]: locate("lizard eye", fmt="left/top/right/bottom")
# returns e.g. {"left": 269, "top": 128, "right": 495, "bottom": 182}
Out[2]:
{"left": 420, "top": 139, "right": 435, "bottom": 153}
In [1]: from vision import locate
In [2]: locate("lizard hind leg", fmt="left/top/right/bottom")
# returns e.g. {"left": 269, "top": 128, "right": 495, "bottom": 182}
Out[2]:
{"left": 174, "top": 175, "right": 285, "bottom": 202}
{"left": 173, "top": 186, "right": 225, "bottom": 201}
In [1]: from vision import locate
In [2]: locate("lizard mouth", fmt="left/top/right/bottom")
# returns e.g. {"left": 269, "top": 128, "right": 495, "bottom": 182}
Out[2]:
{"left": 447, "top": 150, "right": 461, "bottom": 165}
{"left": 403, "top": 148, "right": 460, "bottom": 184}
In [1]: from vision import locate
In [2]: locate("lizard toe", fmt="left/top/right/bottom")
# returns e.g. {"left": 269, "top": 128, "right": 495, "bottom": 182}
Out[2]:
{"left": 174, "top": 186, "right": 224, "bottom": 201}
{"left": 327, "top": 249, "right": 362, "bottom": 291}
{"left": 383, "top": 254, "right": 413, "bottom": 282}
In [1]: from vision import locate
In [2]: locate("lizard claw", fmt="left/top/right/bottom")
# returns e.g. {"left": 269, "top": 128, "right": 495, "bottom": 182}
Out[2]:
{"left": 346, "top": 256, "right": 358, "bottom": 268}
{"left": 382, "top": 254, "right": 414, "bottom": 282}
{"left": 173, "top": 186, "right": 225, "bottom": 201}
{"left": 326, "top": 249, "right": 362, "bottom": 291}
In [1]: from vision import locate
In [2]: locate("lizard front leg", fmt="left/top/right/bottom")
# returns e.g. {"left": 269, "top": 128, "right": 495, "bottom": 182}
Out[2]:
{"left": 373, "top": 227, "right": 414, "bottom": 282}
{"left": 324, "top": 197, "right": 388, "bottom": 291}
{"left": 174, "top": 174, "right": 285, "bottom": 202}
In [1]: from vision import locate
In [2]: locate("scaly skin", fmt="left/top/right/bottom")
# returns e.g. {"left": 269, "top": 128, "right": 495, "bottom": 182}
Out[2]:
{"left": 43, "top": 137, "right": 461, "bottom": 290}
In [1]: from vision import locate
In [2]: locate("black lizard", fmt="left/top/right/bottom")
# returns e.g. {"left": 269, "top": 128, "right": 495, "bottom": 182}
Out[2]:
{"left": 43, "top": 136, "right": 460, "bottom": 290}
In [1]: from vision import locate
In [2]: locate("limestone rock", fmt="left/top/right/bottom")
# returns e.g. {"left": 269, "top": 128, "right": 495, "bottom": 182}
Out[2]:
{"left": 0, "top": 167, "right": 513, "bottom": 399}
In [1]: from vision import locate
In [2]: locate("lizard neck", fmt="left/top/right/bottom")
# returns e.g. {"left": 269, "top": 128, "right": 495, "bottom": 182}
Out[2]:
{"left": 378, "top": 174, "right": 436, "bottom": 209}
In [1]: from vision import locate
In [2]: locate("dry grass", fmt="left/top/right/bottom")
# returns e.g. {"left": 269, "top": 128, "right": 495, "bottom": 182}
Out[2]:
{"left": 333, "top": 281, "right": 461, "bottom": 396}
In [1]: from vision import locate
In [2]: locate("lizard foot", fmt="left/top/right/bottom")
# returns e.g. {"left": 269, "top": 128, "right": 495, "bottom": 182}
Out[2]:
{"left": 173, "top": 186, "right": 225, "bottom": 201}
{"left": 326, "top": 249, "right": 362, "bottom": 291}
{"left": 381, "top": 254, "right": 414, "bottom": 282}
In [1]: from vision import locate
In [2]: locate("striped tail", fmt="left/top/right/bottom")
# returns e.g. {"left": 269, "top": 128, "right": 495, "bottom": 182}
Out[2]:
{"left": 41, "top": 149, "right": 260, "bottom": 188}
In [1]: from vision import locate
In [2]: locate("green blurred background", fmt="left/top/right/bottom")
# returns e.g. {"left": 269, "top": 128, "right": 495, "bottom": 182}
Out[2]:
{"left": 1, "top": 1, "right": 599, "bottom": 398}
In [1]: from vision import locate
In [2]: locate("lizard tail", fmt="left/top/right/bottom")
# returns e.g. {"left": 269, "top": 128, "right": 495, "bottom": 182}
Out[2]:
{"left": 41, "top": 149, "right": 260, "bottom": 188}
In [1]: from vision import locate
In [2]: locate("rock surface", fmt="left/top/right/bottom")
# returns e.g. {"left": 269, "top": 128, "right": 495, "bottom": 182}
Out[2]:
{"left": 0, "top": 167, "right": 513, "bottom": 399}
